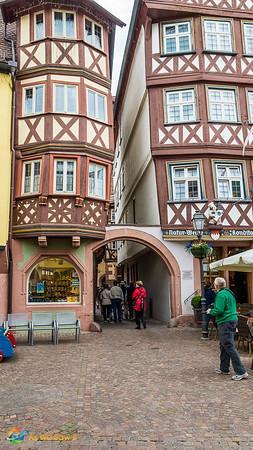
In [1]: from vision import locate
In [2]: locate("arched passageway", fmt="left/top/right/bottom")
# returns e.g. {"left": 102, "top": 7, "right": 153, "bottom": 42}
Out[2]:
{"left": 90, "top": 227, "right": 182, "bottom": 320}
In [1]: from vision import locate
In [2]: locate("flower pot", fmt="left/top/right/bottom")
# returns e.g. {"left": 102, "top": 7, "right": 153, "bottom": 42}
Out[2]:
{"left": 190, "top": 246, "right": 212, "bottom": 259}
{"left": 193, "top": 307, "right": 202, "bottom": 324}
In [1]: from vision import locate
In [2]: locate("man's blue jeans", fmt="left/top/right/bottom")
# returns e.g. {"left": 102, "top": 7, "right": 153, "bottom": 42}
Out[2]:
{"left": 218, "top": 320, "right": 246, "bottom": 375}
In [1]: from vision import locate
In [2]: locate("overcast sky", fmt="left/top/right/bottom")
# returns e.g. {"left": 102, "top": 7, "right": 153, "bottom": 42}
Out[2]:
{"left": 95, "top": 0, "right": 135, "bottom": 94}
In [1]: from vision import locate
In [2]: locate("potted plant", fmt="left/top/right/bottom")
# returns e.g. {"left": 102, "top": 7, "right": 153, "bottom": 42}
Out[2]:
{"left": 185, "top": 241, "right": 213, "bottom": 259}
{"left": 191, "top": 294, "right": 202, "bottom": 324}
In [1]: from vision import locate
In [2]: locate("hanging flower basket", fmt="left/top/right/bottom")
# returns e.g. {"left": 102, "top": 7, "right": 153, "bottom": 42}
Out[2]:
{"left": 185, "top": 242, "right": 213, "bottom": 259}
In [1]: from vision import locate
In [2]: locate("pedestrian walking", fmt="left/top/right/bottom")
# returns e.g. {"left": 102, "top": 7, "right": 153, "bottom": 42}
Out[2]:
{"left": 204, "top": 281, "right": 216, "bottom": 332}
{"left": 110, "top": 281, "right": 124, "bottom": 323}
{"left": 132, "top": 281, "right": 147, "bottom": 329}
{"left": 207, "top": 277, "right": 248, "bottom": 381}
{"left": 100, "top": 284, "right": 112, "bottom": 323}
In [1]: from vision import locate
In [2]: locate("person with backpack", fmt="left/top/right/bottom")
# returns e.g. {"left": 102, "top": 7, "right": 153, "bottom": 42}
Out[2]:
{"left": 207, "top": 277, "right": 248, "bottom": 381}
{"left": 132, "top": 281, "right": 147, "bottom": 330}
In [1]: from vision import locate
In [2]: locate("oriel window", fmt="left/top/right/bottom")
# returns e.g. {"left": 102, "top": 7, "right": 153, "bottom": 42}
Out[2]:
{"left": 163, "top": 21, "right": 192, "bottom": 54}
{"left": 208, "top": 88, "right": 237, "bottom": 122}
{"left": 165, "top": 88, "right": 196, "bottom": 123}
{"left": 22, "top": 161, "right": 41, "bottom": 194}
{"left": 24, "top": 85, "right": 44, "bottom": 115}
{"left": 53, "top": 11, "right": 75, "bottom": 38}
{"left": 34, "top": 12, "right": 44, "bottom": 40}
{"left": 204, "top": 20, "right": 233, "bottom": 52}
{"left": 54, "top": 159, "right": 76, "bottom": 193}
{"left": 169, "top": 163, "right": 202, "bottom": 201}
{"left": 85, "top": 18, "right": 102, "bottom": 49}
{"left": 215, "top": 163, "right": 244, "bottom": 199}
{"left": 88, "top": 162, "right": 106, "bottom": 199}
{"left": 87, "top": 89, "right": 106, "bottom": 122}
{"left": 54, "top": 84, "right": 78, "bottom": 114}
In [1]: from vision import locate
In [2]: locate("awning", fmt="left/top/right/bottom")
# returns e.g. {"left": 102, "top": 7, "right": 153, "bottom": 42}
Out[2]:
{"left": 210, "top": 249, "right": 253, "bottom": 272}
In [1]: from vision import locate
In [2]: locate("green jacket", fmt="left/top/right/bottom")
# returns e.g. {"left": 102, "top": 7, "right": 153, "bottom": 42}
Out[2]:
{"left": 210, "top": 288, "right": 238, "bottom": 325}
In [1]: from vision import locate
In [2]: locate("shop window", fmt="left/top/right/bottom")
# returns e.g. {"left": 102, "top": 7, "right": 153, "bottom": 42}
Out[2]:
{"left": 162, "top": 21, "right": 192, "bottom": 54}
{"left": 54, "top": 159, "right": 76, "bottom": 193}
{"left": 22, "top": 160, "right": 41, "bottom": 194}
{"left": 204, "top": 20, "right": 233, "bottom": 53}
{"left": 53, "top": 10, "right": 75, "bottom": 38}
{"left": 34, "top": 12, "right": 45, "bottom": 40}
{"left": 54, "top": 84, "right": 78, "bottom": 114}
{"left": 87, "top": 89, "right": 106, "bottom": 122}
{"left": 28, "top": 258, "right": 80, "bottom": 304}
{"left": 85, "top": 18, "right": 103, "bottom": 49}
{"left": 165, "top": 88, "right": 197, "bottom": 123}
{"left": 24, "top": 85, "right": 44, "bottom": 116}
{"left": 208, "top": 88, "right": 238, "bottom": 122}
{"left": 215, "top": 162, "right": 245, "bottom": 199}
{"left": 168, "top": 163, "right": 202, "bottom": 201}
{"left": 88, "top": 162, "right": 106, "bottom": 199}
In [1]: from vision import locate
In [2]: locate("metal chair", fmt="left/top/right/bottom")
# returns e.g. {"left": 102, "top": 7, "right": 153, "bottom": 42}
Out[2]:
{"left": 237, "top": 314, "right": 253, "bottom": 356}
{"left": 55, "top": 312, "right": 80, "bottom": 344}
{"left": 6, "top": 313, "right": 31, "bottom": 344}
{"left": 30, "top": 312, "right": 57, "bottom": 345}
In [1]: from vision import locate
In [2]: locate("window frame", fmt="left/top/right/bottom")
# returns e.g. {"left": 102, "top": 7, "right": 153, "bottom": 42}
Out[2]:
{"left": 22, "top": 160, "right": 41, "bottom": 195}
{"left": 87, "top": 88, "right": 107, "bottom": 122}
{"left": 161, "top": 19, "right": 194, "bottom": 55}
{"left": 84, "top": 16, "right": 104, "bottom": 50}
{"left": 52, "top": 9, "right": 76, "bottom": 39}
{"left": 53, "top": 83, "right": 78, "bottom": 114}
{"left": 202, "top": 17, "right": 235, "bottom": 53}
{"left": 88, "top": 161, "right": 106, "bottom": 200}
{"left": 167, "top": 162, "right": 203, "bottom": 201}
{"left": 23, "top": 85, "right": 44, "bottom": 116}
{"left": 242, "top": 21, "right": 253, "bottom": 55}
{"left": 246, "top": 89, "right": 253, "bottom": 123}
{"left": 207, "top": 86, "right": 239, "bottom": 123}
{"left": 53, "top": 158, "right": 77, "bottom": 194}
{"left": 34, "top": 11, "right": 45, "bottom": 41}
{"left": 214, "top": 161, "right": 246, "bottom": 200}
{"left": 164, "top": 86, "right": 198, "bottom": 125}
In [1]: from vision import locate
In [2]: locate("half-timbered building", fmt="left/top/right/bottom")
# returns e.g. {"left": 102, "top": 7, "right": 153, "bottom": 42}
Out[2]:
{"left": 1, "top": 0, "right": 124, "bottom": 329}
{"left": 114, "top": 0, "right": 253, "bottom": 323}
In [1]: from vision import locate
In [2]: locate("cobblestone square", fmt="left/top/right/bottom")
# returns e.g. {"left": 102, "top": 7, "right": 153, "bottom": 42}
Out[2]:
{"left": 0, "top": 323, "right": 252, "bottom": 449}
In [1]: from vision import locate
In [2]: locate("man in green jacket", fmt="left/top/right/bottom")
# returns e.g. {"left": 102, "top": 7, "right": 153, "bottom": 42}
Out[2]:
{"left": 207, "top": 277, "right": 248, "bottom": 381}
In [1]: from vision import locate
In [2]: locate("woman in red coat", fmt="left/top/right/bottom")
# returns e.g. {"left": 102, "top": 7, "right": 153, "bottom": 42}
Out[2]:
{"left": 132, "top": 281, "right": 147, "bottom": 329}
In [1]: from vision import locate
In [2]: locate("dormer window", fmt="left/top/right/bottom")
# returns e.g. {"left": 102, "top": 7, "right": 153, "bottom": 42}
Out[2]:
{"left": 53, "top": 11, "right": 75, "bottom": 38}
{"left": 85, "top": 18, "right": 103, "bottom": 50}
{"left": 34, "top": 12, "right": 44, "bottom": 40}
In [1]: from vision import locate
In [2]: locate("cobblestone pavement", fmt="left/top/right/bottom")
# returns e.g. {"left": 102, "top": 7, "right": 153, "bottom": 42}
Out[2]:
{"left": 0, "top": 322, "right": 252, "bottom": 450}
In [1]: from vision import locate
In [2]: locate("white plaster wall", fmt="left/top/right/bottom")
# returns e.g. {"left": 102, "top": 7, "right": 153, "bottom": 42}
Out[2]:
{"left": 138, "top": 250, "right": 170, "bottom": 322}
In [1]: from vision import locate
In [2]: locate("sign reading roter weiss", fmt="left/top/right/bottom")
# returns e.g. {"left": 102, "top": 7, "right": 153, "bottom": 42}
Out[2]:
{"left": 163, "top": 229, "right": 253, "bottom": 240}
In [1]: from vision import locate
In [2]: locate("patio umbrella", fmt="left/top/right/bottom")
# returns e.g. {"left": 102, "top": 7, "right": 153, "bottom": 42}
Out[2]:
{"left": 210, "top": 249, "right": 253, "bottom": 272}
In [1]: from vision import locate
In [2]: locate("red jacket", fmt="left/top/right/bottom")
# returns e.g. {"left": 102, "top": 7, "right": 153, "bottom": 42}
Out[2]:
{"left": 132, "top": 287, "right": 147, "bottom": 312}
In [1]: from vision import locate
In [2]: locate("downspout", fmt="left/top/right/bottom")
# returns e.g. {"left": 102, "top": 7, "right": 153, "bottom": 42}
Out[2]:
{"left": 5, "top": 24, "right": 17, "bottom": 315}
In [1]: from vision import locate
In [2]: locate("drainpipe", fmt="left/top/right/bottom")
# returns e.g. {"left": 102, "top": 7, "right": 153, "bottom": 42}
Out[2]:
{"left": 5, "top": 24, "right": 17, "bottom": 314}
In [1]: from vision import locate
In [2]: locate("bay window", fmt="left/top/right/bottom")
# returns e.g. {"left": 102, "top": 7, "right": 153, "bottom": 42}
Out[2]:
{"left": 34, "top": 12, "right": 44, "bottom": 40}
{"left": 88, "top": 162, "right": 106, "bottom": 199}
{"left": 53, "top": 11, "right": 75, "bottom": 38}
{"left": 87, "top": 89, "right": 106, "bottom": 122}
{"left": 215, "top": 163, "right": 245, "bottom": 199}
{"left": 208, "top": 88, "right": 238, "bottom": 122}
{"left": 162, "top": 21, "right": 192, "bottom": 54}
{"left": 169, "top": 163, "right": 202, "bottom": 201}
{"left": 165, "top": 88, "right": 196, "bottom": 123}
{"left": 54, "top": 159, "right": 76, "bottom": 193}
{"left": 22, "top": 160, "right": 41, "bottom": 194}
{"left": 85, "top": 18, "right": 103, "bottom": 49}
{"left": 54, "top": 84, "right": 78, "bottom": 114}
{"left": 204, "top": 20, "right": 233, "bottom": 52}
{"left": 24, "top": 85, "right": 44, "bottom": 115}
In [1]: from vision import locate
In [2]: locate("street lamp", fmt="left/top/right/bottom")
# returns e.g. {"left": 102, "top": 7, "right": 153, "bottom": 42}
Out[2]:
{"left": 192, "top": 211, "right": 208, "bottom": 340}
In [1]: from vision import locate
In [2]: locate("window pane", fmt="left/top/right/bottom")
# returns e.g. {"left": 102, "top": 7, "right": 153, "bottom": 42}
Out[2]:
{"left": 24, "top": 163, "right": 31, "bottom": 193}
{"left": 217, "top": 167, "right": 227, "bottom": 177}
{"left": 35, "top": 13, "right": 44, "bottom": 40}
{"left": 218, "top": 180, "right": 230, "bottom": 198}
{"left": 165, "top": 25, "right": 175, "bottom": 35}
{"left": 67, "top": 86, "right": 77, "bottom": 113}
{"left": 56, "top": 161, "right": 64, "bottom": 191}
{"left": 85, "top": 19, "right": 93, "bottom": 44}
{"left": 165, "top": 38, "right": 176, "bottom": 53}
{"left": 66, "top": 161, "right": 74, "bottom": 191}
{"left": 97, "top": 167, "right": 105, "bottom": 197}
{"left": 188, "top": 180, "right": 199, "bottom": 198}
{"left": 66, "top": 13, "right": 75, "bottom": 37}
{"left": 55, "top": 85, "right": 65, "bottom": 112}
{"left": 246, "top": 37, "right": 253, "bottom": 54}
{"left": 187, "top": 167, "right": 197, "bottom": 177}
{"left": 54, "top": 12, "right": 63, "bottom": 37}
{"left": 94, "top": 24, "right": 102, "bottom": 49}
{"left": 97, "top": 94, "right": 105, "bottom": 121}
{"left": 175, "top": 182, "right": 185, "bottom": 200}
{"left": 174, "top": 168, "right": 184, "bottom": 178}
{"left": 183, "top": 104, "right": 194, "bottom": 121}
{"left": 35, "top": 86, "right": 43, "bottom": 113}
{"left": 179, "top": 36, "right": 190, "bottom": 51}
{"left": 231, "top": 180, "right": 241, "bottom": 198}
{"left": 178, "top": 23, "right": 189, "bottom": 33}
{"left": 88, "top": 90, "right": 96, "bottom": 117}
{"left": 33, "top": 162, "right": 40, "bottom": 192}
{"left": 25, "top": 89, "right": 33, "bottom": 115}
{"left": 169, "top": 105, "right": 180, "bottom": 122}
{"left": 89, "top": 164, "right": 95, "bottom": 195}
{"left": 229, "top": 167, "right": 240, "bottom": 176}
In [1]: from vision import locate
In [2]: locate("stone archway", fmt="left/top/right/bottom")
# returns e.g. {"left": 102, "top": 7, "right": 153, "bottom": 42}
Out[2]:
{"left": 89, "top": 227, "right": 182, "bottom": 319}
